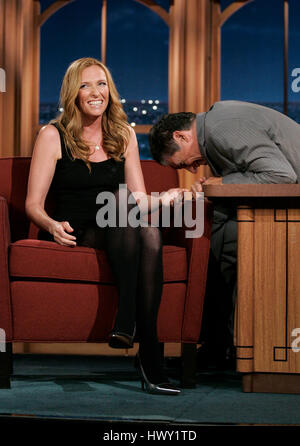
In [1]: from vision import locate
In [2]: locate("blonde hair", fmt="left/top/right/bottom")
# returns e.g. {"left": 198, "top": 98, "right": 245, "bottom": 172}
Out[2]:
{"left": 51, "top": 57, "right": 130, "bottom": 172}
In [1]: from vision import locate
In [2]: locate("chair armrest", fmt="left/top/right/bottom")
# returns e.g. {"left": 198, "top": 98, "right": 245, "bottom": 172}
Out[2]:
{"left": 162, "top": 199, "right": 213, "bottom": 342}
{"left": 161, "top": 198, "right": 213, "bottom": 252}
{"left": 0, "top": 196, "right": 12, "bottom": 340}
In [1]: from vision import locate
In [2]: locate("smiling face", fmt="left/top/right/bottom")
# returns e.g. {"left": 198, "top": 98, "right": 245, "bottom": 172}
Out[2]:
{"left": 77, "top": 65, "right": 109, "bottom": 120}
{"left": 167, "top": 150, "right": 206, "bottom": 173}
{"left": 165, "top": 128, "right": 207, "bottom": 173}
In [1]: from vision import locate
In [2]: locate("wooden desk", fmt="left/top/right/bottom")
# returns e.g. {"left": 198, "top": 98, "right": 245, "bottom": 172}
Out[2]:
{"left": 203, "top": 184, "right": 300, "bottom": 394}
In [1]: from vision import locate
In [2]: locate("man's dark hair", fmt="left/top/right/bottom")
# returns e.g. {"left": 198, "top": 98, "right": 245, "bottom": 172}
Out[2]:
{"left": 148, "top": 112, "right": 196, "bottom": 165}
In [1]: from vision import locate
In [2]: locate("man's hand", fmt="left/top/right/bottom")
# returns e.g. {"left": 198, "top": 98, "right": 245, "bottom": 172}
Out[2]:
{"left": 190, "top": 178, "right": 206, "bottom": 197}
{"left": 204, "top": 176, "right": 223, "bottom": 185}
{"left": 190, "top": 176, "right": 222, "bottom": 199}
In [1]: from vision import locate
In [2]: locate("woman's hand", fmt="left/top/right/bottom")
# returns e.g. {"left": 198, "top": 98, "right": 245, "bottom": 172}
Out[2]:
{"left": 49, "top": 221, "right": 77, "bottom": 246}
{"left": 161, "top": 188, "right": 189, "bottom": 207}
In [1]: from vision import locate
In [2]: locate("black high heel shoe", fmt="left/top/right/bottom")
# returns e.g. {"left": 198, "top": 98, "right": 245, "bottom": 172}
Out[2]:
{"left": 135, "top": 353, "right": 181, "bottom": 395}
{"left": 108, "top": 326, "right": 136, "bottom": 349}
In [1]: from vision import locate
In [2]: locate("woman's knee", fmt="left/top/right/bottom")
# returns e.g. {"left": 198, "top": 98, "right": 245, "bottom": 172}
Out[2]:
{"left": 139, "top": 226, "right": 162, "bottom": 252}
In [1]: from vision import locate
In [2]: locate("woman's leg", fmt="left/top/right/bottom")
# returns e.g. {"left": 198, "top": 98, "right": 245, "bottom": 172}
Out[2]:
{"left": 103, "top": 188, "right": 140, "bottom": 337}
{"left": 135, "top": 226, "right": 166, "bottom": 383}
{"left": 79, "top": 190, "right": 166, "bottom": 383}
{"left": 79, "top": 188, "right": 140, "bottom": 338}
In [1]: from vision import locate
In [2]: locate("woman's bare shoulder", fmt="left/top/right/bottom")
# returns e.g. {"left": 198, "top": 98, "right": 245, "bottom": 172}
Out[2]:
{"left": 38, "top": 123, "right": 60, "bottom": 139}
{"left": 34, "top": 124, "right": 62, "bottom": 160}
{"left": 123, "top": 125, "right": 138, "bottom": 156}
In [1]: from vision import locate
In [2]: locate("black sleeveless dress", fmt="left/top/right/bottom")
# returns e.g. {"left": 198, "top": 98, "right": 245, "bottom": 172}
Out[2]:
{"left": 43, "top": 123, "right": 125, "bottom": 242}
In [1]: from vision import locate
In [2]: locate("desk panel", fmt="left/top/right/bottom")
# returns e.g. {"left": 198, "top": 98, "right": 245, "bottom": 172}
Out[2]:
{"left": 204, "top": 185, "right": 300, "bottom": 393}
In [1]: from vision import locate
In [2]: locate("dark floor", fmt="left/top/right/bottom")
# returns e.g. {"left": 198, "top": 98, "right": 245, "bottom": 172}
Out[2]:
{"left": 0, "top": 354, "right": 300, "bottom": 439}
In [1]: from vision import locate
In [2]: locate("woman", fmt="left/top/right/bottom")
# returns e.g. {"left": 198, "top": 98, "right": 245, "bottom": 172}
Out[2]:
{"left": 25, "top": 57, "right": 185, "bottom": 395}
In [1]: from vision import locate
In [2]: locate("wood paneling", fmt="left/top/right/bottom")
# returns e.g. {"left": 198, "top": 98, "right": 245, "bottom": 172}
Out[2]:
{"left": 13, "top": 342, "right": 183, "bottom": 357}
{"left": 236, "top": 207, "right": 255, "bottom": 372}
{"left": 203, "top": 183, "right": 300, "bottom": 197}
{"left": 169, "top": 0, "right": 214, "bottom": 189}
{"left": 254, "top": 209, "right": 287, "bottom": 372}
{"left": 205, "top": 185, "right": 300, "bottom": 393}
{"left": 168, "top": 0, "right": 251, "bottom": 190}
{"left": 0, "top": 0, "right": 5, "bottom": 154}
{"left": 0, "top": 0, "right": 40, "bottom": 157}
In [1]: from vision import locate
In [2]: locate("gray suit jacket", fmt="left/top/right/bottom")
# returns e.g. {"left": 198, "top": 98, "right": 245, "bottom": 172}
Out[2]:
{"left": 196, "top": 101, "right": 300, "bottom": 183}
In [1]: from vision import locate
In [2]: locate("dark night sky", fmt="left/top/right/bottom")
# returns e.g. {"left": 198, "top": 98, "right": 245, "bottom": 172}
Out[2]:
{"left": 40, "top": 0, "right": 300, "bottom": 104}
{"left": 221, "top": 0, "right": 300, "bottom": 103}
{"left": 40, "top": 0, "right": 169, "bottom": 102}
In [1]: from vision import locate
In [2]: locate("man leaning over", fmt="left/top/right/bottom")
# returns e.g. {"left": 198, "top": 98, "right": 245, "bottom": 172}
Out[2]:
{"left": 149, "top": 100, "right": 300, "bottom": 369}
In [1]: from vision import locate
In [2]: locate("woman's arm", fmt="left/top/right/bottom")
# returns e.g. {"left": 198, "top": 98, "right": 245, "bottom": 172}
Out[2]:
{"left": 25, "top": 125, "right": 77, "bottom": 246}
{"left": 124, "top": 127, "right": 186, "bottom": 215}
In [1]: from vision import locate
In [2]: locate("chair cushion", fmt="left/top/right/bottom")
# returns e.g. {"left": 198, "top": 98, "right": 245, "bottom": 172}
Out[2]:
{"left": 9, "top": 240, "right": 187, "bottom": 283}
{"left": 10, "top": 281, "right": 186, "bottom": 342}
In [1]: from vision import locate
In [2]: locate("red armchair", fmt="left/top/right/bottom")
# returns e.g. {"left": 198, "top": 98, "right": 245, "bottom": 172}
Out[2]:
{"left": 0, "top": 157, "right": 212, "bottom": 388}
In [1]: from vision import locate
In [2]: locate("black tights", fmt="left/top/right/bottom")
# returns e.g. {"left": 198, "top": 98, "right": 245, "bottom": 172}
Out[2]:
{"left": 77, "top": 188, "right": 165, "bottom": 382}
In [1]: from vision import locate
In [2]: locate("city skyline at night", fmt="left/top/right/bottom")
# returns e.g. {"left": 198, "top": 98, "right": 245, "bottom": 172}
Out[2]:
{"left": 40, "top": 0, "right": 300, "bottom": 105}
{"left": 39, "top": 0, "right": 300, "bottom": 158}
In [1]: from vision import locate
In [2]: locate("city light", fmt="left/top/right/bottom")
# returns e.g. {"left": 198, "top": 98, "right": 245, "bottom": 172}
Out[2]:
{"left": 148, "top": 100, "right": 153, "bottom": 104}
{"left": 141, "top": 99, "right": 146, "bottom": 104}
{"left": 39, "top": 99, "right": 168, "bottom": 128}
